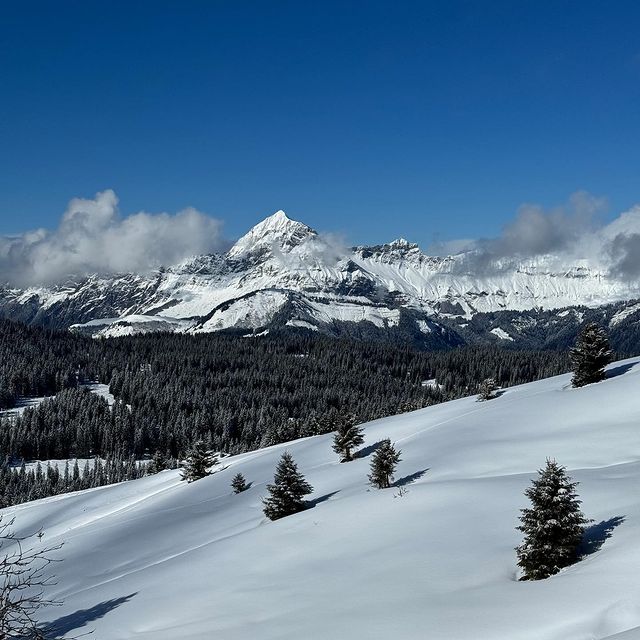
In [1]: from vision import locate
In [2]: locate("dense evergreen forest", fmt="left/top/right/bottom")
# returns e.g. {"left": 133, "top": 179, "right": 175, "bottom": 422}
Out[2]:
{"left": 0, "top": 319, "right": 574, "bottom": 466}
{"left": 0, "top": 455, "right": 148, "bottom": 508}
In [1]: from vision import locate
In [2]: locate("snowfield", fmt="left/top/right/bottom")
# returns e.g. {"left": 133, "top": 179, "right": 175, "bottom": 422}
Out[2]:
{"left": 6, "top": 359, "right": 640, "bottom": 639}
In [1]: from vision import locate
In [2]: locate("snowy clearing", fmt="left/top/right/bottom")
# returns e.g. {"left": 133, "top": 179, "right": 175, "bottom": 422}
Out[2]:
{"left": 4, "top": 359, "right": 640, "bottom": 639}
{"left": 0, "top": 382, "right": 115, "bottom": 422}
{"left": 0, "top": 395, "right": 50, "bottom": 420}
{"left": 490, "top": 327, "right": 515, "bottom": 341}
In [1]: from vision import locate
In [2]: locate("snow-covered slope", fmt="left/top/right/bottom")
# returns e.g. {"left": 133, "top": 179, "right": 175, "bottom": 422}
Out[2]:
{"left": 7, "top": 359, "right": 640, "bottom": 639}
{"left": 2, "top": 210, "right": 640, "bottom": 342}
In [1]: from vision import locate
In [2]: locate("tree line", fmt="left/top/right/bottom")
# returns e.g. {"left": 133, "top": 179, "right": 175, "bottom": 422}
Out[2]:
{"left": 0, "top": 454, "right": 149, "bottom": 508}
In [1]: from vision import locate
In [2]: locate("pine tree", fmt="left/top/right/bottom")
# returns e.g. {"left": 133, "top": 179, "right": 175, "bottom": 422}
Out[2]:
{"left": 263, "top": 452, "right": 313, "bottom": 520}
{"left": 570, "top": 322, "right": 613, "bottom": 388}
{"left": 477, "top": 377, "right": 498, "bottom": 401}
{"left": 368, "top": 439, "right": 401, "bottom": 489}
{"left": 231, "top": 472, "right": 248, "bottom": 494}
{"left": 516, "top": 459, "right": 589, "bottom": 580}
{"left": 332, "top": 415, "right": 364, "bottom": 462}
{"left": 181, "top": 441, "right": 216, "bottom": 483}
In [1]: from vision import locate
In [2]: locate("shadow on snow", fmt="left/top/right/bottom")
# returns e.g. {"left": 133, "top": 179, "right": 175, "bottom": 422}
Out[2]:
{"left": 308, "top": 490, "right": 340, "bottom": 508}
{"left": 355, "top": 440, "right": 386, "bottom": 459}
{"left": 579, "top": 515, "right": 625, "bottom": 557}
{"left": 606, "top": 362, "right": 637, "bottom": 379}
{"left": 40, "top": 592, "right": 137, "bottom": 637}
{"left": 394, "top": 469, "right": 429, "bottom": 488}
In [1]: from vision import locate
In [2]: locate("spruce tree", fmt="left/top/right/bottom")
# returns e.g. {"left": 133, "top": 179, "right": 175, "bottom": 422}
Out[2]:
{"left": 181, "top": 441, "right": 216, "bottom": 483}
{"left": 516, "top": 459, "right": 589, "bottom": 580}
{"left": 263, "top": 452, "right": 313, "bottom": 520}
{"left": 368, "top": 439, "right": 401, "bottom": 489}
{"left": 332, "top": 415, "right": 364, "bottom": 462}
{"left": 231, "top": 472, "right": 248, "bottom": 494}
{"left": 477, "top": 377, "right": 498, "bottom": 401}
{"left": 570, "top": 322, "right": 613, "bottom": 388}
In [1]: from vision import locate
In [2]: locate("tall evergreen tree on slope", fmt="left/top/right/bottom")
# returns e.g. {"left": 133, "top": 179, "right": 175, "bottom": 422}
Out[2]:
{"left": 332, "top": 414, "right": 364, "bottom": 462}
{"left": 231, "top": 472, "right": 248, "bottom": 494}
{"left": 570, "top": 322, "right": 612, "bottom": 388}
{"left": 477, "top": 377, "right": 499, "bottom": 401}
{"left": 181, "top": 441, "right": 216, "bottom": 483}
{"left": 263, "top": 452, "right": 313, "bottom": 520}
{"left": 516, "top": 459, "right": 589, "bottom": 580}
{"left": 368, "top": 440, "right": 401, "bottom": 489}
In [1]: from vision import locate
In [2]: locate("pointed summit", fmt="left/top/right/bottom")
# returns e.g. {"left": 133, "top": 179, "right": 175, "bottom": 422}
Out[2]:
{"left": 227, "top": 210, "right": 317, "bottom": 259}
{"left": 268, "top": 209, "right": 290, "bottom": 221}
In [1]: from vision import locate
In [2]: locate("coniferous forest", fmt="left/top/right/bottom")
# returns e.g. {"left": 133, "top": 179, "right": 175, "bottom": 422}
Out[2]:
{"left": 0, "top": 318, "right": 581, "bottom": 505}
{"left": 0, "top": 320, "right": 573, "bottom": 457}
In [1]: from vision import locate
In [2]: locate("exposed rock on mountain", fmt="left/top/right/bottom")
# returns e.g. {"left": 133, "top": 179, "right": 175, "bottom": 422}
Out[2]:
{"left": 1, "top": 210, "right": 639, "bottom": 346}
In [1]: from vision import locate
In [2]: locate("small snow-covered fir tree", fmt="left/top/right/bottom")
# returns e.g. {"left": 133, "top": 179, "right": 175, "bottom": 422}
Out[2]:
{"left": 569, "top": 322, "right": 612, "bottom": 388}
{"left": 181, "top": 441, "right": 216, "bottom": 483}
{"left": 231, "top": 472, "right": 248, "bottom": 494}
{"left": 368, "top": 439, "right": 401, "bottom": 489}
{"left": 516, "top": 459, "right": 589, "bottom": 580}
{"left": 477, "top": 377, "right": 498, "bottom": 401}
{"left": 263, "top": 452, "right": 313, "bottom": 520}
{"left": 332, "top": 415, "right": 364, "bottom": 462}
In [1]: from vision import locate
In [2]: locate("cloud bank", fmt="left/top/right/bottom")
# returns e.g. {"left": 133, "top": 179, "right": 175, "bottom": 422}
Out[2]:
{"left": 5, "top": 188, "right": 640, "bottom": 288}
{"left": 431, "top": 191, "right": 640, "bottom": 280}
{"left": 0, "top": 190, "right": 227, "bottom": 287}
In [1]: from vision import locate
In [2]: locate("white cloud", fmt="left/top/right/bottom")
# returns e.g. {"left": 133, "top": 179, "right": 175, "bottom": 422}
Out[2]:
{"left": 0, "top": 190, "right": 227, "bottom": 286}
{"left": 440, "top": 191, "right": 640, "bottom": 277}
{"left": 480, "top": 191, "right": 607, "bottom": 261}
{"left": 426, "top": 238, "right": 477, "bottom": 256}
{"left": 6, "top": 188, "right": 640, "bottom": 287}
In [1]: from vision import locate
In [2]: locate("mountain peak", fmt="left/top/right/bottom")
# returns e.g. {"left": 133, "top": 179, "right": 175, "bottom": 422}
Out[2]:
{"left": 388, "top": 238, "right": 417, "bottom": 250}
{"left": 227, "top": 210, "right": 317, "bottom": 259}
{"left": 269, "top": 209, "right": 290, "bottom": 221}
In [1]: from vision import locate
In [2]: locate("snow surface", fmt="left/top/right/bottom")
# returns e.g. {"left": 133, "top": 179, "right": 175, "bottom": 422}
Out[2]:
{"left": 417, "top": 319, "right": 432, "bottom": 333}
{"left": 70, "top": 315, "right": 193, "bottom": 338}
{"left": 226, "top": 210, "right": 316, "bottom": 259}
{"left": 490, "top": 327, "right": 515, "bottom": 341}
{"left": 82, "top": 382, "right": 115, "bottom": 407}
{"left": 5, "top": 360, "right": 640, "bottom": 639}
{"left": 0, "top": 396, "right": 51, "bottom": 420}
{"left": 610, "top": 302, "right": 640, "bottom": 326}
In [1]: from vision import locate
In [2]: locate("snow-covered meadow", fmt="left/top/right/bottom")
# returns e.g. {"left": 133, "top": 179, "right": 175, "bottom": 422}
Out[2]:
{"left": 0, "top": 382, "right": 114, "bottom": 423}
{"left": 5, "top": 359, "right": 640, "bottom": 639}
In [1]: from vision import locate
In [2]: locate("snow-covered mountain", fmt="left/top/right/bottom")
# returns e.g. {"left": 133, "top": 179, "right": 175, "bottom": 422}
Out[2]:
{"left": 1, "top": 210, "right": 639, "bottom": 343}
{"left": 7, "top": 357, "right": 640, "bottom": 639}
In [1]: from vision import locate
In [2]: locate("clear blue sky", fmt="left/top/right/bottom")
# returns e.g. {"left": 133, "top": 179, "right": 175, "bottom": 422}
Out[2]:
{"left": 1, "top": 0, "right": 639, "bottom": 246}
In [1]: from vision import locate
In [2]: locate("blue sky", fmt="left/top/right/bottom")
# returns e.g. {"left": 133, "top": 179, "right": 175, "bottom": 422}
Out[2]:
{"left": 1, "top": 0, "right": 639, "bottom": 247}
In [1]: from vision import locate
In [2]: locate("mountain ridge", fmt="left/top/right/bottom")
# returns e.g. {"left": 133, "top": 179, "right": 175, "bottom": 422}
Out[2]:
{"left": 1, "top": 210, "right": 639, "bottom": 345}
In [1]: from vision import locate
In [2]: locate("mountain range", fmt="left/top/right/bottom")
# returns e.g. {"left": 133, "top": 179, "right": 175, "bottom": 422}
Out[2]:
{"left": 2, "top": 210, "right": 640, "bottom": 348}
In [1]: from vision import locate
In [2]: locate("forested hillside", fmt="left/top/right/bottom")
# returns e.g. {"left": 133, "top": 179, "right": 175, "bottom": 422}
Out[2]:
{"left": 0, "top": 319, "right": 573, "bottom": 464}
